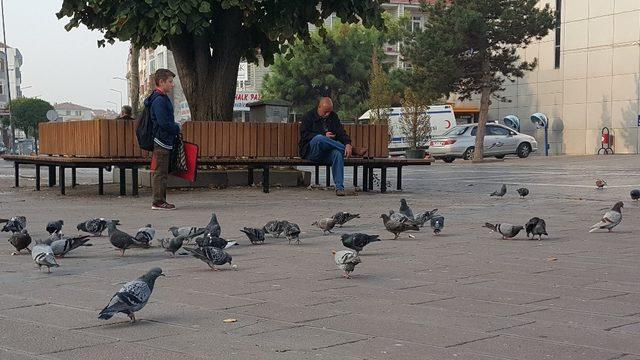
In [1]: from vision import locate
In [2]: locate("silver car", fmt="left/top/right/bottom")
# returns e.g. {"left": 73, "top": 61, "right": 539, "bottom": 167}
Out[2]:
{"left": 428, "top": 123, "right": 538, "bottom": 163}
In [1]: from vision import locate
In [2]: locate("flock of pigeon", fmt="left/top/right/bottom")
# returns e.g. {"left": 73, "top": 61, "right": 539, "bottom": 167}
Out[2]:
{"left": 1, "top": 178, "right": 636, "bottom": 323}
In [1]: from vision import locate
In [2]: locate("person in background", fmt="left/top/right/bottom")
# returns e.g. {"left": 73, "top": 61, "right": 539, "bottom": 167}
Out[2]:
{"left": 116, "top": 105, "right": 135, "bottom": 120}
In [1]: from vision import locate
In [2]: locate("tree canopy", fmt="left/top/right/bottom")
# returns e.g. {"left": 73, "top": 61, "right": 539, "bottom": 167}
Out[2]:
{"left": 9, "top": 97, "right": 54, "bottom": 140}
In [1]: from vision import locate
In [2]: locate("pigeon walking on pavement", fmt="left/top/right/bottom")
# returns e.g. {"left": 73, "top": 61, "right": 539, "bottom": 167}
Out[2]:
{"left": 332, "top": 212, "right": 360, "bottom": 227}
{"left": 184, "top": 246, "right": 236, "bottom": 271}
{"left": 263, "top": 220, "right": 289, "bottom": 237}
{"left": 414, "top": 209, "right": 439, "bottom": 227}
{"left": 107, "top": 221, "right": 134, "bottom": 256}
{"left": 381, "top": 214, "right": 419, "bottom": 239}
{"left": 596, "top": 179, "right": 607, "bottom": 189}
{"left": 333, "top": 250, "right": 361, "bottom": 279}
{"left": 430, "top": 215, "right": 445, "bottom": 235}
{"left": 284, "top": 222, "right": 301, "bottom": 245}
{"left": 525, "top": 217, "right": 548, "bottom": 240}
{"left": 516, "top": 188, "right": 530, "bottom": 198}
{"left": 204, "top": 213, "right": 222, "bottom": 239}
{"left": 77, "top": 218, "right": 117, "bottom": 236}
{"left": 630, "top": 189, "right": 640, "bottom": 201}
{"left": 168, "top": 226, "right": 205, "bottom": 243}
{"left": 8, "top": 229, "right": 31, "bottom": 255}
{"left": 32, "top": 244, "right": 59, "bottom": 273}
{"left": 483, "top": 223, "right": 524, "bottom": 239}
{"left": 399, "top": 199, "right": 414, "bottom": 219}
{"left": 46, "top": 220, "right": 64, "bottom": 235}
{"left": 163, "top": 235, "right": 186, "bottom": 256}
{"left": 490, "top": 184, "right": 507, "bottom": 197}
{"left": 49, "top": 235, "right": 91, "bottom": 257}
{"left": 195, "top": 236, "right": 238, "bottom": 249}
{"left": 2, "top": 216, "right": 26, "bottom": 233}
{"left": 240, "top": 227, "right": 265, "bottom": 245}
{"left": 341, "top": 233, "right": 380, "bottom": 254}
{"left": 589, "top": 201, "right": 623, "bottom": 233}
{"left": 98, "top": 267, "right": 164, "bottom": 322}
{"left": 133, "top": 224, "right": 155, "bottom": 248}
{"left": 312, "top": 218, "right": 337, "bottom": 235}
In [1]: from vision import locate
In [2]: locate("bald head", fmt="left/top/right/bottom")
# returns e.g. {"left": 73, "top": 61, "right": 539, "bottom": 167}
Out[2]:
{"left": 317, "top": 97, "right": 334, "bottom": 118}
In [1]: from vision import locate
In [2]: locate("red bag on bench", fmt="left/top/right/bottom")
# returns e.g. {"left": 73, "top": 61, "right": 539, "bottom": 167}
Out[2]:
{"left": 151, "top": 141, "right": 199, "bottom": 183}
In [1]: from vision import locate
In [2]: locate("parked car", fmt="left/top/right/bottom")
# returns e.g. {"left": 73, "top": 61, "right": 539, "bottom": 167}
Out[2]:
{"left": 428, "top": 123, "right": 538, "bottom": 163}
{"left": 0, "top": 143, "right": 6, "bottom": 155}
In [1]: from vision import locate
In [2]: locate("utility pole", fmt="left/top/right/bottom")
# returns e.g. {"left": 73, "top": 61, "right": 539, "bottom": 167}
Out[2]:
{"left": 1, "top": 0, "right": 14, "bottom": 154}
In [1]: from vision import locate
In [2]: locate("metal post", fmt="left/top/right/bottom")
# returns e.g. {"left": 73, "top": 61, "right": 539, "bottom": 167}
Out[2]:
{"left": 48, "top": 165, "right": 55, "bottom": 186}
{"left": 353, "top": 166, "right": 358, "bottom": 187}
{"left": 362, "top": 166, "right": 369, "bottom": 192}
{"left": 325, "top": 165, "right": 331, "bottom": 188}
{"left": 98, "top": 167, "right": 104, "bottom": 195}
{"left": 368, "top": 167, "right": 374, "bottom": 191}
{"left": 397, "top": 166, "right": 402, "bottom": 191}
{"left": 314, "top": 165, "right": 320, "bottom": 185}
{"left": 248, "top": 167, "right": 254, "bottom": 186}
{"left": 119, "top": 167, "right": 126, "bottom": 196}
{"left": 13, "top": 161, "right": 18, "bottom": 187}
{"left": 131, "top": 167, "right": 138, "bottom": 196}
{"left": 35, "top": 165, "right": 40, "bottom": 191}
{"left": 381, "top": 167, "right": 387, "bottom": 193}
{"left": 262, "top": 165, "right": 270, "bottom": 193}
{"left": 71, "top": 167, "right": 77, "bottom": 187}
{"left": 544, "top": 125, "right": 549, "bottom": 156}
{"left": 1, "top": 0, "right": 15, "bottom": 154}
{"left": 59, "top": 166, "right": 65, "bottom": 195}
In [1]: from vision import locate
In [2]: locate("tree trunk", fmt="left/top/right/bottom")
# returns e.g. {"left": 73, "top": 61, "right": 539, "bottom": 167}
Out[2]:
{"left": 129, "top": 45, "right": 140, "bottom": 116}
{"left": 168, "top": 9, "right": 244, "bottom": 122}
{"left": 473, "top": 60, "right": 492, "bottom": 163}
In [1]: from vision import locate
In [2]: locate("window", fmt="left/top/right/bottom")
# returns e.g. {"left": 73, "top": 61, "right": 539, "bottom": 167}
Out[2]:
{"left": 0, "top": 81, "right": 3, "bottom": 95}
{"left": 0, "top": 59, "right": 3, "bottom": 71}
{"left": 75, "top": 110, "right": 81, "bottom": 116}
{"left": 66, "top": 110, "right": 71, "bottom": 115}
{"left": 488, "top": 125, "right": 510, "bottom": 136}
{"left": 149, "top": 59, "right": 156, "bottom": 73}
{"left": 411, "top": 15, "right": 423, "bottom": 33}
{"left": 157, "top": 52, "right": 165, "bottom": 68}
{"left": 443, "top": 126, "right": 468, "bottom": 136}
{"left": 554, "top": 0, "right": 561, "bottom": 69}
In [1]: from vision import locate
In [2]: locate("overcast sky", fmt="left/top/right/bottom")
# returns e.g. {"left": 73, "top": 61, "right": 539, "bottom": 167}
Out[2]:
{"left": 5, "top": 0, "right": 130, "bottom": 111}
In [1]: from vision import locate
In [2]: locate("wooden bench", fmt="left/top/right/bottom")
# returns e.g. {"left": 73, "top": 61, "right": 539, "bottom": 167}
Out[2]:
{"left": 2, "top": 120, "right": 431, "bottom": 195}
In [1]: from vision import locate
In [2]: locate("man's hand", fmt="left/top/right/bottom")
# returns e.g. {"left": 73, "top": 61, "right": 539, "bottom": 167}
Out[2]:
{"left": 325, "top": 131, "right": 335, "bottom": 139}
{"left": 344, "top": 144, "right": 353, "bottom": 158}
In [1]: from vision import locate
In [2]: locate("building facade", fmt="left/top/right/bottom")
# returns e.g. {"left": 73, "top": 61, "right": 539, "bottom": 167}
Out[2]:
{"left": 0, "top": 43, "right": 23, "bottom": 109}
{"left": 54, "top": 102, "right": 94, "bottom": 121}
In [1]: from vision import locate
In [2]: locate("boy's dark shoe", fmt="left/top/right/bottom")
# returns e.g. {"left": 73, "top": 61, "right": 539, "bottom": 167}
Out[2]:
{"left": 151, "top": 201, "right": 176, "bottom": 210}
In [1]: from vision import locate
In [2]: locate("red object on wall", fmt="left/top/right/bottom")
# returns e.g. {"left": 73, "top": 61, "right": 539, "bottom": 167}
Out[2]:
{"left": 601, "top": 133, "right": 609, "bottom": 145}
{"left": 151, "top": 141, "right": 199, "bottom": 183}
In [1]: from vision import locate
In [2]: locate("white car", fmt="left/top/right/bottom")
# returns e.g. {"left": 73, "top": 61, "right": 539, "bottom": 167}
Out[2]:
{"left": 428, "top": 123, "right": 538, "bottom": 162}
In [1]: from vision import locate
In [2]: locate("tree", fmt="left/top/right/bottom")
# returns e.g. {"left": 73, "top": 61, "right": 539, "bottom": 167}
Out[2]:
{"left": 368, "top": 49, "right": 393, "bottom": 124}
{"left": 57, "top": 1, "right": 383, "bottom": 122}
{"left": 261, "top": 22, "right": 386, "bottom": 122}
{"left": 9, "top": 97, "right": 54, "bottom": 145}
{"left": 128, "top": 44, "right": 141, "bottom": 116}
{"left": 399, "top": 88, "right": 430, "bottom": 151}
{"left": 403, "top": 0, "right": 555, "bottom": 162}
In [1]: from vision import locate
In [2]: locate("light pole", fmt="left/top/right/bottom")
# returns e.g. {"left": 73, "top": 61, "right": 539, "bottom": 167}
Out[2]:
{"left": 113, "top": 76, "right": 128, "bottom": 105}
{"left": 109, "top": 88, "right": 123, "bottom": 110}
{"left": 1, "top": 0, "right": 15, "bottom": 154}
{"left": 106, "top": 101, "right": 118, "bottom": 113}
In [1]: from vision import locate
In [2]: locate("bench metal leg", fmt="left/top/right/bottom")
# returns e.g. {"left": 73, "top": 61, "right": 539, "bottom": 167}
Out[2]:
{"left": 315, "top": 166, "right": 320, "bottom": 185}
{"left": 262, "top": 165, "right": 270, "bottom": 193}
{"left": 35, "top": 165, "right": 40, "bottom": 191}
{"left": 368, "top": 167, "right": 374, "bottom": 191}
{"left": 131, "top": 167, "right": 139, "bottom": 196}
{"left": 48, "top": 166, "right": 56, "bottom": 187}
{"left": 71, "top": 167, "right": 77, "bottom": 188}
{"left": 325, "top": 165, "right": 331, "bottom": 188}
{"left": 98, "top": 168, "right": 104, "bottom": 195}
{"left": 119, "top": 167, "right": 126, "bottom": 196}
{"left": 59, "top": 166, "right": 66, "bottom": 195}
{"left": 381, "top": 167, "right": 387, "bottom": 193}
{"left": 353, "top": 166, "right": 358, "bottom": 188}
{"left": 362, "top": 166, "right": 368, "bottom": 192}
{"left": 14, "top": 162, "right": 19, "bottom": 187}
{"left": 397, "top": 166, "right": 402, "bottom": 191}
{"left": 248, "top": 167, "right": 254, "bottom": 186}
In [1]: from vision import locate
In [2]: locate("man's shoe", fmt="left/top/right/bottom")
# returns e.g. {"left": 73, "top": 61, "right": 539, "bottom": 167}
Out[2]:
{"left": 352, "top": 147, "right": 369, "bottom": 157}
{"left": 151, "top": 201, "right": 176, "bottom": 210}
{"left": 336, "top": 189, "right": 346, "bottom": 197}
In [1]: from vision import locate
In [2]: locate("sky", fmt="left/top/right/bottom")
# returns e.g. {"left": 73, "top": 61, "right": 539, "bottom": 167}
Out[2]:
{"left": 5, "top": 0, "right": 130, "bottom": 111}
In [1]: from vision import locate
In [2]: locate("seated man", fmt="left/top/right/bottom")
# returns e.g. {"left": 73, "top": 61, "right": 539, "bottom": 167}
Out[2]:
{"left": 298, "top": 97, "right": 367, "bottom": 196}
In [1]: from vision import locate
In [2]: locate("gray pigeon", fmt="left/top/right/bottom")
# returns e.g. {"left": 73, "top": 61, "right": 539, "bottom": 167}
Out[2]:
{"left": 77, "top": 218, "right": 118, "bottom": 236}
{"left": 380, "top": 214, "right": 419, "bottom": 239}
{"left": 430, "top": 215, "right": 445, "bottom": 235}
{"left": 184, "top": 246, "right": 235, "bottom": 271}
{"left": 590, "top": 201, "right": 623, "bottom": 233}
{"left": 240, "top": 227, "right": 265, "bottom": 244}
{"left": 399, "top": 198, "right": 414, "bottom": 219}
{"left": 204, "top": 213, "right": 221, "bottom": 239}
{"left": 284, "top": 222, "right": 301, "bottom": 245}
{"left": 42, "top": 232, "right": 64, "bottom": 246}
{"left": 2, "top": 216, "right": 26, "bottom": 233}
{"left": 98, "top": 267, "right": 164, "bottom": 322}
{"left": 312, "top": 218, "right": 337, "bottom": 235}
{"left": 333, "top": 250, "right": 361, "bottom": 279}
{"left": 46, "top": 220, "right": 64, "bottom": 235}
{"left": 630, "top": 189, "right": 640, "bottom": 201}
{"left": 490, "top": 184, "right": 507, "bottom": 197}
{"left": 388, "top": 210, "right": 419, "bottom": 225}
{"left": 168, "top": 226, "right": 205, "bottom": 243}
{"left": 107, "top": 221, "right": 134, "bottom": 256}
{"left": 341, "top": 233, "right": 380, "bottom": 253}
{"left": 263, "top": 220, "right": 289, "bottom": 237}
{"left": 516, "top": 188, "right": 529, "bottom": 198}
{"left": 483, "top": 223, "right": 523, "bottom": 239}
{"left": 525, "top": 217, "right": 548, "bottom": 240}
{"left": 195, "top": 236, "right": 238, "bottom": 249}
{"left": 414, "top": 209, "right": 439, "bottom": 227}
{"left": 32, "top": 244, "right": 59, "bottom": 273}
{"left": 332, "top": 212, "right": 360, "bottom": 227}
{"left": 133, "top": 224, "right": 155, "bottom": 248}
{"left": 8, "top": 229, "right": 31, "bottom": 255}
{"left": 164, "top": 235, "right": 185, "bottom": 256}
{"left": 49, "top": 235, "right": 92, "bottom": 257}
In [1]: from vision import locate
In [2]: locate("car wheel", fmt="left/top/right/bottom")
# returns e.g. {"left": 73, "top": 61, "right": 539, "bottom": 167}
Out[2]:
{"left": 517, "top": 143, "right": 532, "bottom": 158}
{"left": 442, "top": 157, "right": 455, "bottom": 163}
{"left": 495, "top": 155, "right": 506, "bottom": 159}
{"left": 462, "top": 147, "right": 475, "bottom": 161}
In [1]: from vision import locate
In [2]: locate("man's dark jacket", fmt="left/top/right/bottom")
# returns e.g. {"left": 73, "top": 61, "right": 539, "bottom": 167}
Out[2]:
{"left": 144, "top": 90, "right": 180, "bottom": 149}
{"left": 298, "top": 109, "right": 351, "bottom": 158}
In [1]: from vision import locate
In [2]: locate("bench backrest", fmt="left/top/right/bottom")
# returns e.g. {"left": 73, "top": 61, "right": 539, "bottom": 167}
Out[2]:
{"left": 39, "top": 120, "right": 389, "bottom": 158}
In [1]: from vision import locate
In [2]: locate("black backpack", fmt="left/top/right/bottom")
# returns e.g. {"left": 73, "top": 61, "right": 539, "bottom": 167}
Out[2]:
{"left": 136, "top": 95, "right": 154, "bottom": 151}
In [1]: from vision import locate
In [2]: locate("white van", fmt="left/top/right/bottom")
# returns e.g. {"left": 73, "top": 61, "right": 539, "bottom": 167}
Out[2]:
{"left": 359, "top": 105, "right": 456, "bottom": 155}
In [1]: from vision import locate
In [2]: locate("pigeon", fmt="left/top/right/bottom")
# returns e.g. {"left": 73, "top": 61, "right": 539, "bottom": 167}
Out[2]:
{"left": 204, "top": 213, "right": 221, "bottom": 239}
{"left": 388, "top": 210, "right": 419, "bottom": 226}
{"left": 240, "top": 227, "right": 265, "bottom": 244}
{"left": 414, "top": 209, "right": 439, "bottom": 227}
{"left": 483, "top": 223, "right": 524, "bottom": 239}
{"left": 341, "top": 233, "right": 380, "bottom": 253}
{"left": 596, "top": 179, "right": 607, "bottom": 189}
{"left": 107, "top": 221, "right": 134, "bottom": 256}
{"left": 8, "top": 229, "right": 31, "bottom": 255}
{"left": 430, "top": 215, "right": 445, "bottom": 235}
{"left": 332, "top": 212, "right": 360, "bottom": 227}
{"left": 2, "top": 216, "right": 26, "bottom": 233}
{"left": 590, "top": 201, "right": 623, "bottom": 233}
{"left": 312, "top": 218, "right": 337, "bottom": 235}
{"left": 399, "top": 198, "right": 414, "bottom": 219}
{"left": 380, "top": 214, "right": 419, "bottom": 239}
{"left": 333, "top": 250, "right": 361, "bottom": 279}
{"left": 184, "top": 246, "right": 235, "bottom": 271}
{"left": 284, "top": 222, "right": 301, "bottom": 245}
{"left": 133, "top": 224, "right": 155, "bottom": 248}
{"left": 490, "top": 184, "right": 507, "bottom": 197}
{"left": 77, "top": 218, "right": 118, "bottom": 236}
{"left": 263, "top": 220, "right": 289, "bottom": 237}
{"left": 525, "top": 217, "right": 548, "bottom": 240}
{"left": 516, "top": 188, "right": 529, "bottom": 198}
{"left": 32, "top": 244, "right": 59, "bottom": 273}
{"left": 42, "top": 232, "right": 64, "bottom": 246}
{"left": 46, "top": 220, "right": 64, "bottom": 235}
{"left": 163, "top": 235, "right": 185, "bottom": 256}
{"left": 50, "top": 235, "right": 91, "bottom": 257}
{"left": 98, "top": 267, "right": 164, "bottom": 322}
{"left": 195, "top": 236, "right": 238, "bottom": 249}
{"left": 168, "top": 226, "right": 205, "bottom": 242}
{"left": 630, "top": 189, "right": 640, "bottom": 201}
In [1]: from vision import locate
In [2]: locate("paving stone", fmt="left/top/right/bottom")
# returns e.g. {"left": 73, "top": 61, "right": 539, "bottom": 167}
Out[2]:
{"left": 529, "top": 296, "right": 640, "bottom": 316}
{"left": 515, "top": 308, "right": 638, "bottom": 330}
{"left": 45, "top": 342, "right": 195, "bottom": 360}
{"left": 416, "top": 297, "right": 547, "bottom": 317}
{"left": 0, "top": 303, "right": 98, "bottom": 329}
